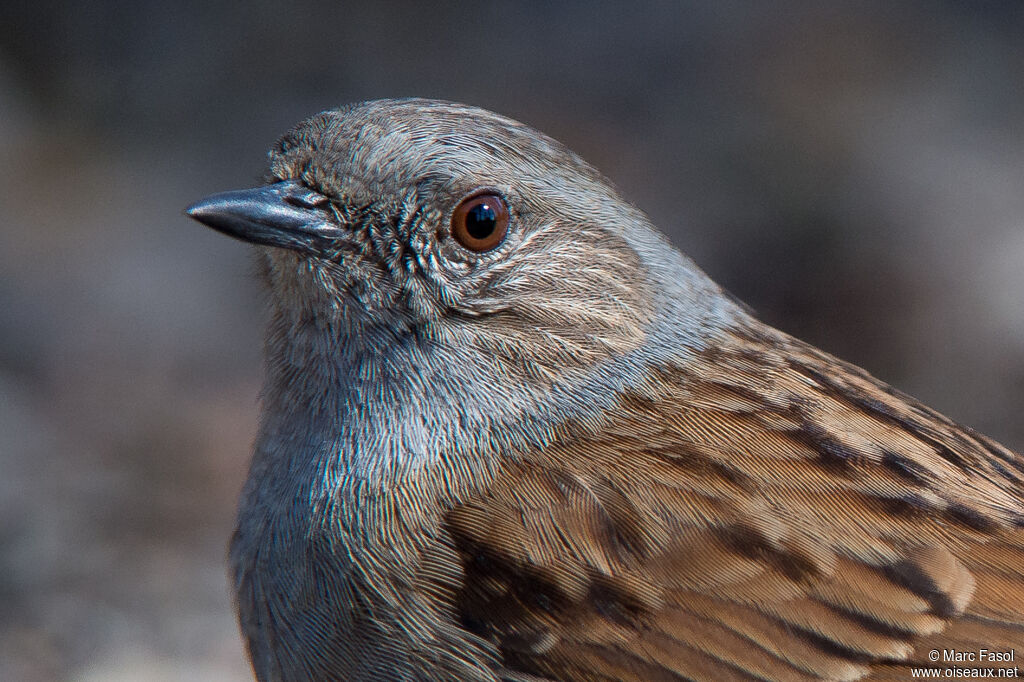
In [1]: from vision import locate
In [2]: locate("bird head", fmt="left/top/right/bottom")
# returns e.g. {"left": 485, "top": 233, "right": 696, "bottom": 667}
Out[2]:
{"left": 186, "top": 99, "right": 735, "bottom": 390}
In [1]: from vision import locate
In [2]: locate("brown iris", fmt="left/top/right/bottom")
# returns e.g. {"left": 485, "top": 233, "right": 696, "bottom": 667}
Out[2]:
{"left": 451, "top": 192, "right": 509, "bottom": 252}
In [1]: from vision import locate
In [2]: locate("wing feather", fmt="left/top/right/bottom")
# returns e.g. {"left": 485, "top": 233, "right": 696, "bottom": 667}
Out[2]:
{"left": 444, "top": 324, "right": 1024, "bottom": 680}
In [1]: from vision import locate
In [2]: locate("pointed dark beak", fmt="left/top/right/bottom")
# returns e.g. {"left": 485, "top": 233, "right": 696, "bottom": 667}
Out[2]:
{"left": 185, "top": 180, "right": 344, "bottom": 254}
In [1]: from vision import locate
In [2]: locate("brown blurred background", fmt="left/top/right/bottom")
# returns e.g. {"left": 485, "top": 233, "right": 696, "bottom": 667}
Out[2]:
{"left": 1, "top": 1, "right": 1022, "bottom": 680}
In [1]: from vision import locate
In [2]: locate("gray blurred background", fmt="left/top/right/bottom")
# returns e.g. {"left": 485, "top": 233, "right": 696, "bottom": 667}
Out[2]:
{"left": 1, "top": 1, "right": 1022, "bottom": 679}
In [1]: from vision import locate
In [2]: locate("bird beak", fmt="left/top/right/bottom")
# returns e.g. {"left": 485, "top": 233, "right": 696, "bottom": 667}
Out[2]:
{"left": 185, "top": 180, "right": 344, "bottom": 254}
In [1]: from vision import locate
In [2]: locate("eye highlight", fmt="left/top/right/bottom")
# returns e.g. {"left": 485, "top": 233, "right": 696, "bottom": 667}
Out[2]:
{"left": 451, "top": 192, "right": 509, "bottom": 252}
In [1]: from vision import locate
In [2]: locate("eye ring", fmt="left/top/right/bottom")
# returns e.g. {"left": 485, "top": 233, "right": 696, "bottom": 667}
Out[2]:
{"left": 451, "top": 192, "right": 510, "bottom": 252}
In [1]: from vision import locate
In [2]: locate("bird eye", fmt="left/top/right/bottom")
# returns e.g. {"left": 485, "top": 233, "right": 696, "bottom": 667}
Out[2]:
{"left": 451, "top": 192, "right": 509, "bottom": 252}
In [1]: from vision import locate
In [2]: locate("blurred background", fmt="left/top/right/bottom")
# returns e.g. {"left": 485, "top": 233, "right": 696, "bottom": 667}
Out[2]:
{"left": 1, "top": 1, "right": 1022, "bottom": 679}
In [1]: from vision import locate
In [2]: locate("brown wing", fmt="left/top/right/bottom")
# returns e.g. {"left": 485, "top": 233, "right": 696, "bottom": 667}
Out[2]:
{"left": 444, "top": 323, "right": 1024, "bottom": 681}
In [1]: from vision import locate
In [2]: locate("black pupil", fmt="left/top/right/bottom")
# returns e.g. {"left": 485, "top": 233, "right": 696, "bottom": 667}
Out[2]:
{"left": 465, "top": 202, "right": 497, "bottom": 240}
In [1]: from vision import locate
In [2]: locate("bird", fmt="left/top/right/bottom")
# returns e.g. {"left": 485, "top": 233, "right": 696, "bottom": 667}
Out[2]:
{"left": 185, "top": 98, "right": 1024, "bottom": 682}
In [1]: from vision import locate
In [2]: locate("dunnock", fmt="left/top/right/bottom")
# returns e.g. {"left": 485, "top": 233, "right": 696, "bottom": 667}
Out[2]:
{"left": 186, "top": 99, "right": 1023, "bottom": 681}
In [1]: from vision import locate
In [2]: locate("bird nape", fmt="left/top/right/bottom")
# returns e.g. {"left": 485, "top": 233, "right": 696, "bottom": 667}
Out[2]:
{"left": 186, "top": 98, "right": 1024, "bottom": 682}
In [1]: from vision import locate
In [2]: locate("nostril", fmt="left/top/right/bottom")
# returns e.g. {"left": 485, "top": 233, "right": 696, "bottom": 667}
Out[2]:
{"left": 284, "top": 189, "right": 331, "bottom": 210}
